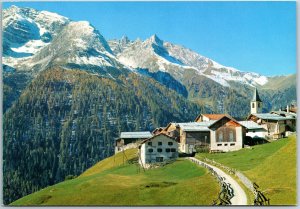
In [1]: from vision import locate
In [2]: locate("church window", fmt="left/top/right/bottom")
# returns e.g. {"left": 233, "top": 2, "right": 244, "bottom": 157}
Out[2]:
{"left": 218, "top": 131, "right": 223, "bottom": 142}
{"left": 229, "top": 131, "right": 234, "bottom": 142}
{"left": 252, "top": 103, "right": 255, "bottom": 108}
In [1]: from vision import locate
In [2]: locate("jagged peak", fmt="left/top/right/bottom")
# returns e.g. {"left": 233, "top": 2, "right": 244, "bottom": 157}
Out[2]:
{"left": 120, "top": 35, "right": 130, "bottom": 44}
{"left": 146, "top": 34, "right": 163, "bottom": 46}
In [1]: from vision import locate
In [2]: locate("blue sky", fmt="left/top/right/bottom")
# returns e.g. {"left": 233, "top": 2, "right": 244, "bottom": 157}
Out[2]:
{"left": 3, "top": 1, "right": 296, "bottom": 76}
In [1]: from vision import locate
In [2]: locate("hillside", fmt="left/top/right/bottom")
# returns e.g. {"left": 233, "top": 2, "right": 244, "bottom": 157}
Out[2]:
{"left": 2, "top": 5, "right": 296, "bottom": 205}
{"left": 11, "top": 149, "right": 219, "bottom": 206}
{"left": 196, "top": 135, "right": 297, "bottom": 205}
{"left": 3, "top": 67, "right": 202, "bottom": 204}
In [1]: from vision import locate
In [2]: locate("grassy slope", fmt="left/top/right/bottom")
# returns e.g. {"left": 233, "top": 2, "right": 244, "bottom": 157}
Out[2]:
{"left": 196, "top": 135, "right": 296, "bottom": 205}
{"left": 12, "top": 149, "right": 219, "bottom": 206}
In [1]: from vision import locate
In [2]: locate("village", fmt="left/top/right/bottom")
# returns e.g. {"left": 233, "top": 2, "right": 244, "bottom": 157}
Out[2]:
{"left": 114, "top": 88, "right": 297, "bottom": 168}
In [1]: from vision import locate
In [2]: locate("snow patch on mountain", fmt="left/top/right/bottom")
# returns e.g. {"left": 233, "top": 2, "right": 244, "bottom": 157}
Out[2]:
{"left": 11, "top": 40, "right": 50, "bottom": 55}
{"left": 3, "top": 5, "right": 69, "bottom": 60}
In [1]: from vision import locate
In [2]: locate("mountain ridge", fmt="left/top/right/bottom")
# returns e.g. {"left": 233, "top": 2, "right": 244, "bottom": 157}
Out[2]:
{"left": 2, "top": 5, "right": 296, "bottom": 205}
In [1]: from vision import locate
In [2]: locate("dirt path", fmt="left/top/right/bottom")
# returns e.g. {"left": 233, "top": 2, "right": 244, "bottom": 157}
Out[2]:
{"left": 189, "top": 157, "right": 248, "bottom": 205}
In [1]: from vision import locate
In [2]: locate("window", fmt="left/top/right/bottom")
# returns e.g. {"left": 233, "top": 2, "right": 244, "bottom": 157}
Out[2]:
{"left": 171, "top": 148, "right": 176, "bottom": 152}
{"left": 157, "top": 148, "right": 162, "bottom": 152}
{"left": 158, "top": 142, "right": 162, "bottom": 146}
{"left": 168, "top": 142, "right": 173, "bottom": 146}
{"left": 258, "top": 103, "right": 260, "bottom": 108}
{"left": 148, "top": 148, "right": 153, "bottom": 153}
{"left": 252, "top": 103, "right": 255, "bottom": 108}
{"left": 148, "top": 142, "right": 152, "bottom": 146}
{"left": 166, "top": 148, "right": 171, "bottom": 152}
{"left": 229, "top": 131, "right": 234, "bottom": 142}
{"left": 224, "top": 144, "right": 228, "bottom": 146}
{"left": 218, "top": 131, "right": 223, "bottom": 142}
{"left": 217, "top": 144, "right": 222, "bottom": 146}
{"left": 156, "top": 157, "right": 163, "bottom": 162}
{"left": 230, "top": 143, "right": 235, "bottom": 146}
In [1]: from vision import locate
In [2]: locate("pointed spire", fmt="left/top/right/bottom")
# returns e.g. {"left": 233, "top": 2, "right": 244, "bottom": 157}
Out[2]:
{"left": 252, "top": 87, "right": 262, "bottom": 102}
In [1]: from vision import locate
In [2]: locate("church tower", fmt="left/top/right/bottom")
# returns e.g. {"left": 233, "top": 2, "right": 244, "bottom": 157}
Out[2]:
{"left": 251, "top": 88, "right": 262, "bottom": 114}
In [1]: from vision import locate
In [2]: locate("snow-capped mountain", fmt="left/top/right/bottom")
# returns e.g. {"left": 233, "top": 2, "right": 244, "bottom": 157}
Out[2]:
{"left": 4, "top": 5, "right": 268, "bottom": 88}
{"left": 113, "top": 34, "right": 268, "bottom": 88}
{"left": 3, "top": 6, "right": 127, "bottom": 77}
{"left": 3, "top": 5, "right": 295, "bottom": 116}
{"left": 3, "top": 5, "right": 69, "bottom": 57}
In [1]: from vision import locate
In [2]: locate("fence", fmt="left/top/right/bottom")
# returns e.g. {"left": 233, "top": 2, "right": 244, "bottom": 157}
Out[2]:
{"left": 202, "top": 158, "right": 270, "bottom": 205}
{"left": 189, "top": 158, "right": 234, "bottom": 205}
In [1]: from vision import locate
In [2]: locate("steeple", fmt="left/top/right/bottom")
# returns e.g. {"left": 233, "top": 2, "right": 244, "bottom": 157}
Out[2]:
{"left": 250, "top": 87, "right": 263, "bottom": 114}
{"left": 252, "top": 87, "right": 262, "bottom": 102}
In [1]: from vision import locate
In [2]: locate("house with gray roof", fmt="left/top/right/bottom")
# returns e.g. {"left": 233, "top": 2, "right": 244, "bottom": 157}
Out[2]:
{"left": 247, "top": 113, "right": 296, "bottom": 139}
{"left": 115, "top": 131, "right": 153, "bottom": 153}
{"left": 160, "top": 115, "right": 247, "bottom": 154}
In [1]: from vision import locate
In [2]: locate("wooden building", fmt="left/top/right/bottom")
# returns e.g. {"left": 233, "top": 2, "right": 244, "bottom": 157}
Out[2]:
{"left": 158, "top": 115, "right": 246, "bottom": 154}
{"left": 115, "top": 131, "right": 152, "bottom": 153}
{"left": 139, "top": 133, "right": 178, "bottom": 167}
{"left": 209, "top": 116, "right": 246, "bottom": 152}
{"left": 247, "top": 113, "right": 296, "bottom": 139}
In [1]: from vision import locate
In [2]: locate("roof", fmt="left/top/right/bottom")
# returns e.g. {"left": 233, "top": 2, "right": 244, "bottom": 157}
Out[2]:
{"left": 177, "top": 121, "right": 215, "bottom": 132}
{"left": 197, "top": 114, "right": 227, "bottom": 121}
{"left": 119, "top": 131, "right": 153, "bottom": 139}
{"left": 238, "top": 121, "right": 266, "bottom": 131}
{"left": 208, "top": 115, "right": 246, "bottom": 129}
{"left": 140, "top": 133, "right": 176, "bottom": 145}
{"left": 251, "top": 113, "right": 295, "bottom": 121}
{"left": 271, "top": 111, "right": 297, "bottom": 118}
{"left": 252, "top": 88, "right": 262, "bottom": 102}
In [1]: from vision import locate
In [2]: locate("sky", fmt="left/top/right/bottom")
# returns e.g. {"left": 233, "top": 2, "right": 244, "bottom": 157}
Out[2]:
{"left": 2, "top": 1, "right": 296, "bottom": 76}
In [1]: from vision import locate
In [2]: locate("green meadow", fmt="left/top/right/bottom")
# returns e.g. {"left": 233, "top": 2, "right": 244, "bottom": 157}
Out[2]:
{"left": 12, "top": 149, "right": 219, "bottom": 206}
{"left": 196, "top": 135, "right": 297, "bottom": 205}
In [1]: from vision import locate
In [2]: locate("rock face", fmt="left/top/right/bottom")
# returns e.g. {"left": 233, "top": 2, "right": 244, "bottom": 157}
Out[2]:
{"left": 3, "top": 5, "right": 69, "bottom": 57}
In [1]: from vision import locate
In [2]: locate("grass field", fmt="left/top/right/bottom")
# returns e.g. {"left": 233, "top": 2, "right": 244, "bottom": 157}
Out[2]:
{"left": 12, "top": 149, "right": 220, "bottom": 206}
{"left": 196, "top": 135, "right": 297, "bottom": 205}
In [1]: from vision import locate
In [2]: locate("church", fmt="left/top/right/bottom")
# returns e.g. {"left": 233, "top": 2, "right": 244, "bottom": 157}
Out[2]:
{"left": 245, "top": 88, "right": 296, "bottom": 139}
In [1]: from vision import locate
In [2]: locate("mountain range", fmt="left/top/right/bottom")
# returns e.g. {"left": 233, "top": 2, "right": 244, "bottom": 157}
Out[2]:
{"left": 2, "top": 6, "right": 296, "bottom": 204}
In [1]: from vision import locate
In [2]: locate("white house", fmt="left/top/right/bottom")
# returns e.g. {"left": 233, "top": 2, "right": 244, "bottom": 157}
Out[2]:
{"left": 139, "top": 133, "right": 178, "bottom": 167}
{"left": 238, "top": 120, "right": 267, "bottom": 138}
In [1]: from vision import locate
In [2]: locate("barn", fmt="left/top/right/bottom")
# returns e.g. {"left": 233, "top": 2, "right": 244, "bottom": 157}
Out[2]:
{"left": 209, "top": 115, "right": 246, "bottom": 152}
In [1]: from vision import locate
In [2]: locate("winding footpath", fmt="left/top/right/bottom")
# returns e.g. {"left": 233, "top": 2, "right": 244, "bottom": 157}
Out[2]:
{"left": 189, "top": 157, "right": 248, "bottom": 205}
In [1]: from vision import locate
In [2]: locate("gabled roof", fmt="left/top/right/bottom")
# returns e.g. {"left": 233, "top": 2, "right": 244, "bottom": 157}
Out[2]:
{"left": 252, "top": 88, "right": 262, "bottom": 102}
{"left": 248, "top": 113, "right": 295, "bottom": 121}
{"left": 238, "top": 121, "right": 267, "bottom": 131}
{"left": 140, "top": 133, "right": 176, "bottom": 145}
{"left": 195, "top": 113, "right": 227, "bottom": 122}
{"left": 208, "top": 115, "right": 246, "bottom": 129}
{"left": 120, "top": 131, "right": 153, "bottom": 139}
